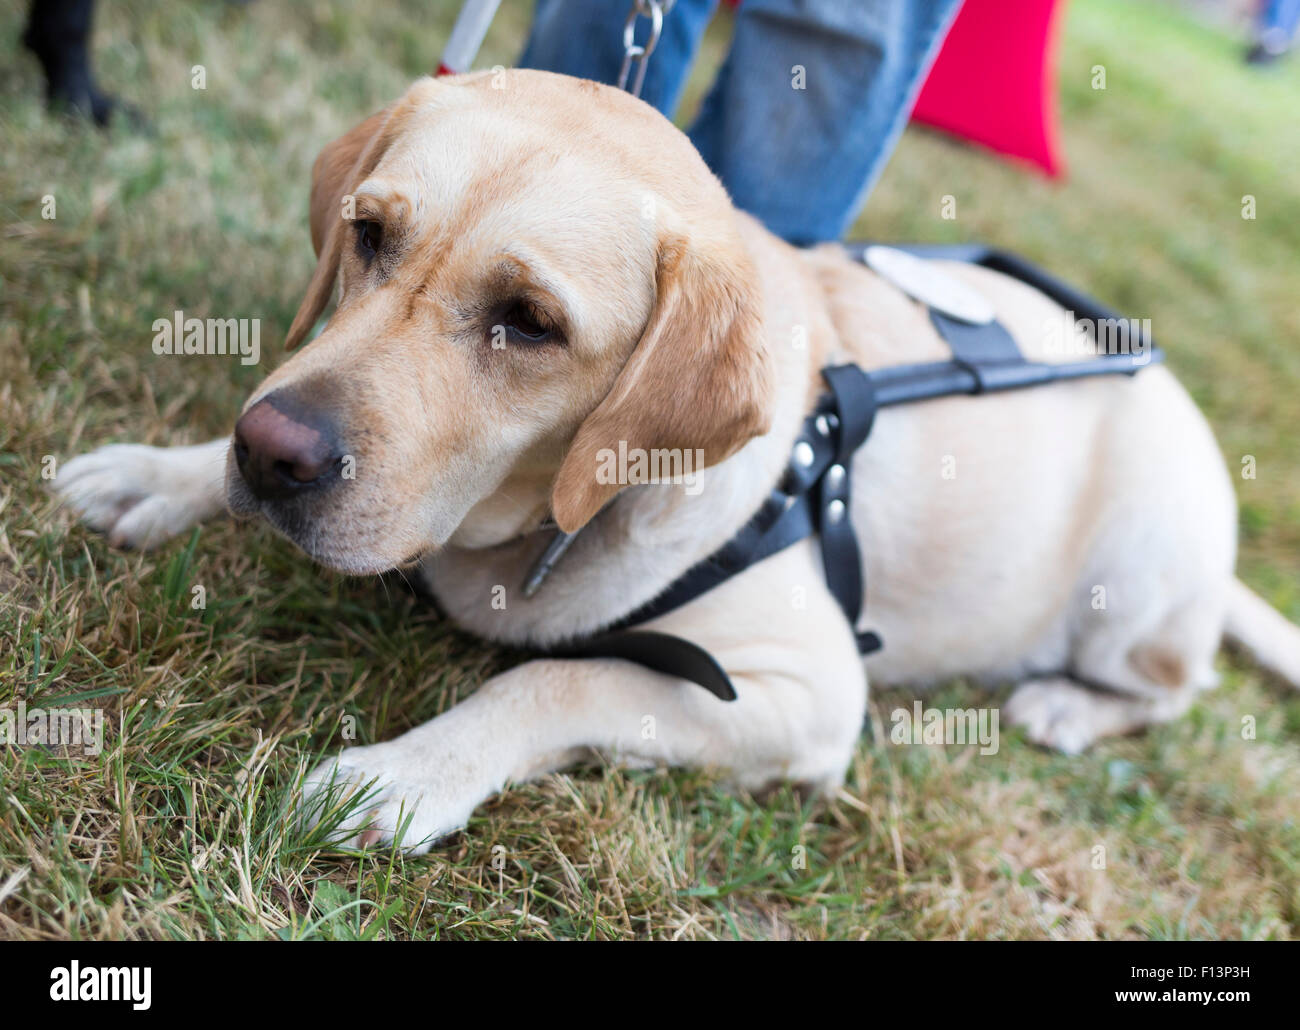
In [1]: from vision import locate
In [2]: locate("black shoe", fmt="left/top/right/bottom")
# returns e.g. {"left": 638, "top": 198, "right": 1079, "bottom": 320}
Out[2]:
{"left": 1246, "top": 31, "right": 1291, "bottom": 66}
{"left": 22, "top": 0, "right": 141, "bottom": 128}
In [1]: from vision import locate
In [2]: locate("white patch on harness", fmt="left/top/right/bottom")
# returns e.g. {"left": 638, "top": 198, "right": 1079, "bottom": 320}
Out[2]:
{"left": 864, "top": 245, "right": 996, "bottom": 325}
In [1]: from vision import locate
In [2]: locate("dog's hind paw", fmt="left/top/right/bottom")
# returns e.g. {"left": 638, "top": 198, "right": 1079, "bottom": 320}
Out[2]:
{"left": 1004, "top": 677, "right": 1110, "bottom": 755}
{"left": 1004, "top": 675, "right": 1183, "bottom": 754}
{"left": 53, "top": 438, "right": 230, "bottom": 549}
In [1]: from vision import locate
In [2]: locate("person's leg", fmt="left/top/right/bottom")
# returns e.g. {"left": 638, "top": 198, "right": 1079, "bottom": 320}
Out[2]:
{"left": 1262, "top": 0, "right": 1300, "bottom": 38}
{"left": 23, "top": 0, "right": 120, "bottom": 125}
{"left": 1249, "top": 0, "right": 1300, "bottom": 62}
{"left": 688, "top": 0, "right": 964, "bottom": 245}
{"left": 518, "top": 0, "right": 719, "bottom": 117}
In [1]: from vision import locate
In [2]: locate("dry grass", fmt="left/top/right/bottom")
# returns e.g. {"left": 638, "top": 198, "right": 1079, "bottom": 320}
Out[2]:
{"left": 1, "top": 0, "right": 1298, "bottom": 939}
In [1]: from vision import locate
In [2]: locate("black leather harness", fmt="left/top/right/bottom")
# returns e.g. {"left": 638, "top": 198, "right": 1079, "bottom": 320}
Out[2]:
{"left": 544, "top": 244, "right": 1164, "bottom": 700}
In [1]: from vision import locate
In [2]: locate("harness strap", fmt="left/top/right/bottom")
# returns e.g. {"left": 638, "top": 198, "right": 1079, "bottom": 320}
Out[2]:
{"left": 819, "top": 365, "right": 881, "bottom": 654}
{"left": 608, "top": 487, "right": 815, "bottom": 630}
{"left": 598, "top": 366, "right": 885, "bottom": 655}
{"left": 539, "top": 247, "right": 1164, "bottom": 701}
{"left": 931, "top": 311, "right": 1040, "bottom": 392}
{"left": 548, "top": 630, "right": 737, "bottom": 701}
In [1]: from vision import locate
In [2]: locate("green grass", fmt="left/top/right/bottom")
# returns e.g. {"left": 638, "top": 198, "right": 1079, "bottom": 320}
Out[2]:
{"left": 1, "top": 0, "right": 1298, "bottom": 939}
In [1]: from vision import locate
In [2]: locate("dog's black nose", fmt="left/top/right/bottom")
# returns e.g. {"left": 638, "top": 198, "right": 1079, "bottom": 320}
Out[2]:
{"left": 233, "top": 393, "right": 342, "bottom": 501}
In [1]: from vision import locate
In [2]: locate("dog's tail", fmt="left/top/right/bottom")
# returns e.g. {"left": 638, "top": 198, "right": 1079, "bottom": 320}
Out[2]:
{"left": 1224, "top": 577, "right": 1300, "bottom": 688}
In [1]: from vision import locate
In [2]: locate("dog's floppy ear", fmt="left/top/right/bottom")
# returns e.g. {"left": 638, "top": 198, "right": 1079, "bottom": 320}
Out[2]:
{"left": 550, "top": 226, "right": 774, "bottom": 533}
{"left": 285, "top": 106, "right": 397, "bottom": 350}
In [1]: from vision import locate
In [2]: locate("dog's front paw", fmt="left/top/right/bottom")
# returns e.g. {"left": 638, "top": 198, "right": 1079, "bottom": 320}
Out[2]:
{"left": 53, "top": 439, "right": 229, "bottom": 549}
{"left": 297, "top": 742, "right": 484, "bottom": 856}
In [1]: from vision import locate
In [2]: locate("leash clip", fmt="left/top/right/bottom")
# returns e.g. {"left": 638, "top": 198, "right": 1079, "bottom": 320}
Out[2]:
{"left": 521, "top": 528, "right": 579, "bottom": 598}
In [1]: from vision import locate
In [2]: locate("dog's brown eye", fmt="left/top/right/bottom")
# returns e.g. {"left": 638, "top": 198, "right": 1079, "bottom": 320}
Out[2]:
{"left": 356, "top": 220, "right": 383, "bottom": 259}
{"left": 502, "top": 302, "right": 553, "bottom": 343}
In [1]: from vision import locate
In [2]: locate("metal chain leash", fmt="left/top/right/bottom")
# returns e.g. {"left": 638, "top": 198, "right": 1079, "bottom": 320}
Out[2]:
{"left": 617, "top": 0, "right": 676, "bottom": 98}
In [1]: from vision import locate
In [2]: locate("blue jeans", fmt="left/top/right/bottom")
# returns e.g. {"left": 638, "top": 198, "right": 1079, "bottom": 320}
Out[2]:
{"left": 1260, "top": 0, "right": 1300, "bottom": 41}
{"left": 520, "top": 0, "right": 964, "bottom": 245}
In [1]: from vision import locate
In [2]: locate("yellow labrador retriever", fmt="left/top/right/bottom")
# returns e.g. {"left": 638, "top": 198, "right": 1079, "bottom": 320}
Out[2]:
{"left": 55, "top": 71, "right": 1300, "bottom": 852}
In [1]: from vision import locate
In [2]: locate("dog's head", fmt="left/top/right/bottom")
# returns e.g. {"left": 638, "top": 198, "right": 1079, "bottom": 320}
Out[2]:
{"left": 226, "top": 71, "right": 773, "bottom": 574}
